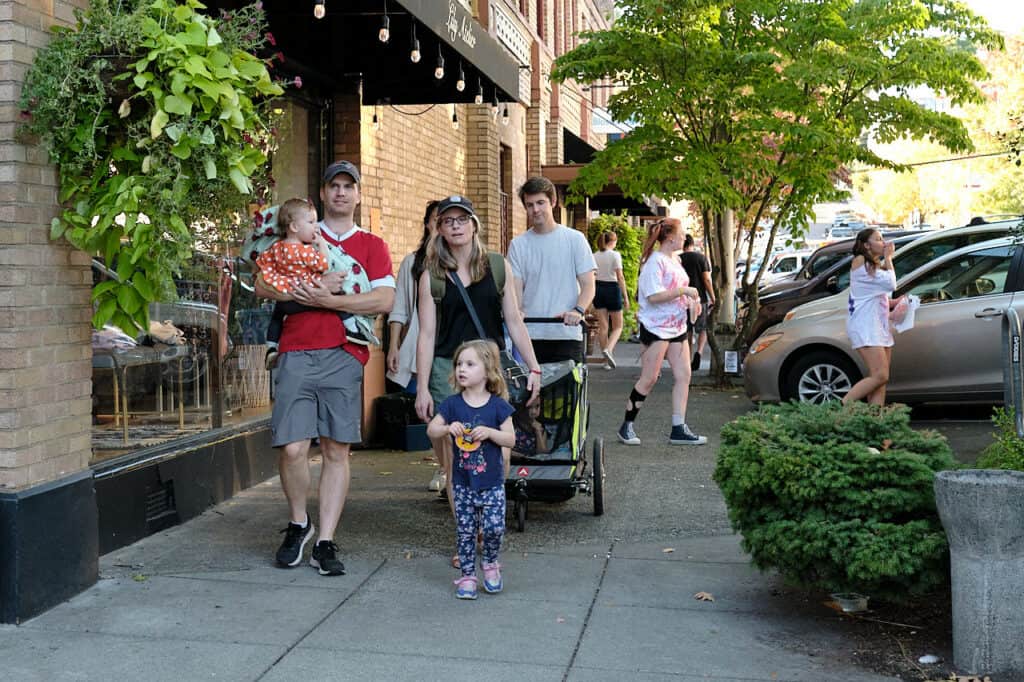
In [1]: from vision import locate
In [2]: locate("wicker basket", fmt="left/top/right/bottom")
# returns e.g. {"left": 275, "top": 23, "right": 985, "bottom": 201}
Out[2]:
{"left": 237, "top": 344, "right": 270, "bottom": 408}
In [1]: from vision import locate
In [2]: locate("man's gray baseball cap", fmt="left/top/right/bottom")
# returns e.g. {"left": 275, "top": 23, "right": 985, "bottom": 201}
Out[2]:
{"left": 323, "top": 160, "right": 360, "bottom": 184}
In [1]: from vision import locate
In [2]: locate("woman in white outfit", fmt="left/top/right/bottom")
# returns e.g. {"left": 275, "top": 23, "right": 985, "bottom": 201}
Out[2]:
{"left": 843, "top": 228, "right": 897, "bottom": 405}
{"left": 592, "top": 231, "right": 629, "bottom": 369}
{"left": 387, "top": 200, "right": 446, "bottom": 490}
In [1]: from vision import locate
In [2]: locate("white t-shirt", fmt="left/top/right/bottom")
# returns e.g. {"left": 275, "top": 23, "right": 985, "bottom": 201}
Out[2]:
{"left": 508, "top": 225, "right": 597, "bottom": 341}
{"left": 638, "top": 251, "right": 691, "bottom": 339}
{"left": 594, "top": 249, "right": 622, "bottom": 282}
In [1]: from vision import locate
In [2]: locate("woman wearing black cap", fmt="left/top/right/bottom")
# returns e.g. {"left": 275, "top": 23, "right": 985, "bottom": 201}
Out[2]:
{"left": 415, "top": 196, "right": 541, "bottom": 557}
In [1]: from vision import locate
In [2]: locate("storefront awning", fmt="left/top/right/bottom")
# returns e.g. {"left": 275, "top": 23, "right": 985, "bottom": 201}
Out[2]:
{"left": 542, "top": 164, "right": 665, "bottom": 217}
{"left": 204, "top": 1, "right": 522, "bottom": 106}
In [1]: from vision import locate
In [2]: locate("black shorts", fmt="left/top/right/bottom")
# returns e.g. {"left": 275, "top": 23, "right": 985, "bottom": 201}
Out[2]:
{"left": 532, "top": 339, "right": 584, "bottom": 364}
{"left": 593, "top": 281, "right": 623, "bottom": 312}
{"left": 638, "top": 323, "right": 688, "bottom": 346}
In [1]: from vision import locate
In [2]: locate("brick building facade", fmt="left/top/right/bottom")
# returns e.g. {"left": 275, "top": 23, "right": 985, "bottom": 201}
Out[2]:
{"left": 0, "top": 0, "right": 616, "bottom": 622}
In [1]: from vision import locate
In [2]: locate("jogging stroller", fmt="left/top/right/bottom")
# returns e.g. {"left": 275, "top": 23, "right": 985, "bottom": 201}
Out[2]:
{"left": 505, "top": 328, "right": 605, "bottom": 532}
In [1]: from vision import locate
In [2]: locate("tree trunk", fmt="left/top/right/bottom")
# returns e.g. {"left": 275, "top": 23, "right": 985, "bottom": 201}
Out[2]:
{"left": 705, "top": 208, "right": 735, "bottom": 387}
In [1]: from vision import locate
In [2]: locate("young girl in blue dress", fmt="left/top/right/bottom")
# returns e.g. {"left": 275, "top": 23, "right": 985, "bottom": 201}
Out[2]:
{"left": 426, "top": 339, "right": 515, "bottom": 599}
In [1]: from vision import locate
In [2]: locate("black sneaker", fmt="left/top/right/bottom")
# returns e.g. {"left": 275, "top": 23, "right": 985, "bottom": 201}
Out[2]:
{"left": 310, "top": 540, "right": 346, "bottom": 576}
{"left": 276, "top": 518, "right": 315, "bottom": 567}
{"left": 617, "top": 422, "right": 641, "bottom": 446}
{"left": 691, "top": 352, "right": 701, "bottom": 372}
{"left": 669, "top": 423, "right": 707, "bottom": 446}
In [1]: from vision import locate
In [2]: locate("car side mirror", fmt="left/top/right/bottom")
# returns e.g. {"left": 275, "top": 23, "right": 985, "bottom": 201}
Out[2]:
{"left": 825, "top": 276, "right": 838, "bottom": 293}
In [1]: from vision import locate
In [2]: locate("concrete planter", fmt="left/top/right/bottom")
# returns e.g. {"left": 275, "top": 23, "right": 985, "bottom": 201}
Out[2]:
{"left": 934, "top": 469, "right": 1024, "bottom": 678}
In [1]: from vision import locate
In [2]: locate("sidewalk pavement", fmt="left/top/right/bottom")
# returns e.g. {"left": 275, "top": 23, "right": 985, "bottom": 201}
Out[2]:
{"left": 0, "top": 340, "right": 908, "bottom": 681}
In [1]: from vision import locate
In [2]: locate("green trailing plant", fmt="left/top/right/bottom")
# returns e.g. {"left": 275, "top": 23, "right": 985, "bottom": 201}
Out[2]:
{"left": 19, "top": 0, "right": 284, "bottom": 333}
{"left": 976, "top": 407, "right": 1024, "bottom": 471}
{"left": 714, "top": 401, "right": 957, "bottom": 601}
{"left": 587, "top": 212, "right": 641, "bottom": 334}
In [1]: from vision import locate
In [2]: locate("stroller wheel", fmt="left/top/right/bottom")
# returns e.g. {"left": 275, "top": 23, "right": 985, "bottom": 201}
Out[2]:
{"left": 515, "top": 499, "right": 527, "bottom": 532}
{"left": 592, "top": 437, "right": 605, "bottom": 517}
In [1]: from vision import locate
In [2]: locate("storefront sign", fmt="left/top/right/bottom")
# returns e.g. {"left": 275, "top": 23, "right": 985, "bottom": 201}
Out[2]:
{"left": 446, "top": 1, "right": 477, "bottom": 49}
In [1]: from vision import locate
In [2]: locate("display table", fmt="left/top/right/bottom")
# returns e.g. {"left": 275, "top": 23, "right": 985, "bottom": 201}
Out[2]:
{"left": 92, "top": 344, "right": 193, "bottom": 444}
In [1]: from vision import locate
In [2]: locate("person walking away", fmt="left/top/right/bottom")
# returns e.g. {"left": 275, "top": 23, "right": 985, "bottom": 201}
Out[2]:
{"left": 616, "top": 218, "right": 707, "bottom": 447}
{"left": 427, "top": 339, "right": 515, "bottom": 599}
{"left": 509, "top": 177, "right": 596, "bottom": 364}
{"left": 255, "top": 160, "right": 394, "bottom": 576}
{"left": 842, "top": 228, "right": 897, "bottom": 406}
{"left": 592, "top": 230, "right": 629, "bottom": 369}
{"left": 679, "top": 234, "right": 715, "bottom": 371}
{"left": 415, "top": 195, "right": 541, "bottom": 565}
{"left": 387, "top": 200, "right": 447, "bottom": 491}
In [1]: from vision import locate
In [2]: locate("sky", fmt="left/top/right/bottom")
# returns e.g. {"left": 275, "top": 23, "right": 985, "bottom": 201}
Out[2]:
{"left": 964, "top": 0, "right": 1024, "bottom": 36}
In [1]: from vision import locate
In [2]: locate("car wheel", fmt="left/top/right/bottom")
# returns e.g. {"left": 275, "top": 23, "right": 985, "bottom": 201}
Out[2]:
{"left": 783, "top": 351, "right": 861, "bottom": 404}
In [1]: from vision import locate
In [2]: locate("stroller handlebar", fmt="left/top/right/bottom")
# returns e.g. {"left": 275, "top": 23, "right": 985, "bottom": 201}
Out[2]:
{"left": 522, "top": 316, "right": 584, "bottom": 325}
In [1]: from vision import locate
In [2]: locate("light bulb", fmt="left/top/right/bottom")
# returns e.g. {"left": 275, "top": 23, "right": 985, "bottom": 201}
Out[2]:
{"left": 378, "top": 16, "right": 390, "bottom": 43}
{"left": 372, "top": 113, "right": 380, "bottom": 131}
{"left": 452, "top": 112, "right": 459, "bottom": 130}
{"left": 313, "top": 1, "right": 326, "bottom": 19}
{"left": 474, "top": 80, "right": 483, "bottom": 105}
{"left": 435, "top": 49, "right": 444, "bottom": 79}
{"left": 411, "top": 42, "right": 420, "bottom": 63}
{"left": 456, "top": 64, "right": 465, "bottom": 91}
{"left": 501, "top": 106, "right": 510, "bottom": 126}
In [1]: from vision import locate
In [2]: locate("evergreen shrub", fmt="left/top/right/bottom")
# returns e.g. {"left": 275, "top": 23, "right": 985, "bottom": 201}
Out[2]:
{"left": 714, "top": 401, "right": 956, "bottom": 600}
{"left": 587, "top": 212, "right": 642, "bottom": 334}
{"left": 975, "top": 407, "right": 1024, "bottom": 471}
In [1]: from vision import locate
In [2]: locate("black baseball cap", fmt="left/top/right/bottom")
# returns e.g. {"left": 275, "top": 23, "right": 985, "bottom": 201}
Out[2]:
{"left": 436, "top": 194, "right": 476, "bottom": 217}
{"left": 323, "top": 160, "right": 360, "bottom": 184}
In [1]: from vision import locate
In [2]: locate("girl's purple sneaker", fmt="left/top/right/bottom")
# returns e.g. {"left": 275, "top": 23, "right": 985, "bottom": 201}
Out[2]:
{"left": 482, "top": 562, "right": 503, "bottom": 594}
{"left": 453, "top": 575, "right": 478, "bottom": 600}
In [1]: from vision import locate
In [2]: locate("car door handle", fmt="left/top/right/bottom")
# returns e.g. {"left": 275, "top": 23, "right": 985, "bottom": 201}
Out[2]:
{"left": 974, "top": 308, "right": 1005, "bottom": 319}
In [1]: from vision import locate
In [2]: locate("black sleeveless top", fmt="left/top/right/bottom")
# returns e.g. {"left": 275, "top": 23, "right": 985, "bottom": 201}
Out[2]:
{"left": 434, "top": 269, "right": 504, "bottom": 358}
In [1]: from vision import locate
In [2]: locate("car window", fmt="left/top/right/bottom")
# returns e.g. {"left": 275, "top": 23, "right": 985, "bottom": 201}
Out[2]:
{"left": 807, "top": 251, "right": 847, "bottom": 278}
{"left": 894, "top": 229, "right": 1009, "bottom": 279}
{"left": 774, "top": 256, "right": 797, "bottom": 273}
{"left": 903, "top": 246, "right": 1014, "bottom": 304}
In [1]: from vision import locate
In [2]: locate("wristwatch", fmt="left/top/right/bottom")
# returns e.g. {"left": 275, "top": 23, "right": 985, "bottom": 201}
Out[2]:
{"left": 573, "top": 305, "right": 585, "bottom": 316}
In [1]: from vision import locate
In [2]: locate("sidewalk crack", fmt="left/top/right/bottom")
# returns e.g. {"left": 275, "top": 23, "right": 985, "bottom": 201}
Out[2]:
{"left": 562, "top": 540, "right": 613, "bottom": 682}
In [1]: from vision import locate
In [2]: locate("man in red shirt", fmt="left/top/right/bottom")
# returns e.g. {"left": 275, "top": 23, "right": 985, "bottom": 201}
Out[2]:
{"left": 255, "top": 160, "right": 394, "bottom": 576}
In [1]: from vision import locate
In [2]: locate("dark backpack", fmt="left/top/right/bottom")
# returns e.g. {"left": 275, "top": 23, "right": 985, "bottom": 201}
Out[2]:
{"left": 428, "top": 251, "right": 505, "bottom": 306}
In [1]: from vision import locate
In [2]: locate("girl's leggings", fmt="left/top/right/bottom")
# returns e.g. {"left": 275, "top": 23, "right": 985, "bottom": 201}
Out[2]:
{"left": 452, "top": 483, "right": 505, "bottom": 576}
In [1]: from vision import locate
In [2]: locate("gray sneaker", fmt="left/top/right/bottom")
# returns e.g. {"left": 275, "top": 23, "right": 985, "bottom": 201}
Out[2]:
{"left": 617, "top": 422, "right": 641, "bottom": 446}
{"left": 669, "top": 423, "right": 707, "bottom": 445}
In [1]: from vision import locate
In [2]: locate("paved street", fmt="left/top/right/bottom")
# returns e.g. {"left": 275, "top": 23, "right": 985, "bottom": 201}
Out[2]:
{"left": 0, "top": 343, "right": 995, "bottom": 681}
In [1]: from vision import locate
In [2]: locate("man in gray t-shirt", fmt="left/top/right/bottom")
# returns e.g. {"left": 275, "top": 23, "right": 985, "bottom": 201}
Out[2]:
{"left": 509, "top": 177, "right": 596, "bottom": 364}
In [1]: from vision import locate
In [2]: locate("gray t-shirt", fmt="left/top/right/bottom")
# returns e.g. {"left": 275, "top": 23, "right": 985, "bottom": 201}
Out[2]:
{"left": 508, "top": 225, "right": 597, "bottom": 341}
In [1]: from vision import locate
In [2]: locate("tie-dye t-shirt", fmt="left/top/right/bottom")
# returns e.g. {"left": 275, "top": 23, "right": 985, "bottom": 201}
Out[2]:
{"left": 637, "top": 251, "right": 692, "bottom": 339}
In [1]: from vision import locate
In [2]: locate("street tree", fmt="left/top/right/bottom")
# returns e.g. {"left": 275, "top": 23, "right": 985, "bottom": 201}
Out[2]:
{"left": 552, "top": 0, "right": 1002, "bottom": 382}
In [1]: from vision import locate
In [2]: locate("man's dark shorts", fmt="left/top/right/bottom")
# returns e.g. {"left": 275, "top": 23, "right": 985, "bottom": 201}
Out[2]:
{"left": 271, "top": 348, "right": 362, "bottom": 447}
{"left": 532, "top": 339, "right": 584, "bottom": 365}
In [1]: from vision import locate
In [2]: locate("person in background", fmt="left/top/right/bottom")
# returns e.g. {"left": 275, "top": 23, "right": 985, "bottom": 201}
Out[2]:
{"left": 842, "top": 227, "right": 897, "bottom": 406}
{"left": 616, "top": 218, "right": 706, "bottom": 447}
{"left": 427, "top": 339, "right": 515, "bottom": 600}
{"left": 387, "top": 199, "right": 446, "bottom": 492}
{"left": 592, "top": 230, "right": 629, "bottom": 369}
{"left": 679, "top": 234, "right": 715, "bottom": 372}
{"left": 509, "top": 176, "right": 596, "bottom": 364}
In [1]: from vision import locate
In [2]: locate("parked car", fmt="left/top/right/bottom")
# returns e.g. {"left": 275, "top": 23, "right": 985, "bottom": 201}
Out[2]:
{"left": 757, "top": 250, "right": 813, "bottom": 287}
{"left": 743, "top": 236, "right": 1023, "bottom": 404}
{"left": 735, "top": 221, "right": 1017, "bottom": 346}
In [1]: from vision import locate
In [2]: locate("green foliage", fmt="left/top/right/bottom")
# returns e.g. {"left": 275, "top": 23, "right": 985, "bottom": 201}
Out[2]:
{"left": 714, "top": 401, "right": 957, "bottom": 600}
{"left": 587, "top": 212, "right": 642, "bottom": 333}
{"left": 976, "top": 407, "right": 1024, "bottom": 471}
{"left": 553, "top": 0, "right": 1004, "bottom": 349}
{"left": 20, "top": 0, "right": 283, "bottom": 333}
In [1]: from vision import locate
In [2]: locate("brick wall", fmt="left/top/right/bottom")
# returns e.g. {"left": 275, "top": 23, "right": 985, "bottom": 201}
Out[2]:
{"left": 0, "top": 0, "right": 92, "bottom": 491}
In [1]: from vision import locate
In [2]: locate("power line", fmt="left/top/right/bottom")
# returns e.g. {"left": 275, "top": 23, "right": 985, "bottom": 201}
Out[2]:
{"left": 850, "top": 150, "right": 1007, "bottom": 173}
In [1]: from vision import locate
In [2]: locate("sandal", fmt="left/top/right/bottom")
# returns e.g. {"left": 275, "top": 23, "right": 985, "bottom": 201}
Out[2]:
{"left": 451, "top": 553, "right": 460, "bottom": 569}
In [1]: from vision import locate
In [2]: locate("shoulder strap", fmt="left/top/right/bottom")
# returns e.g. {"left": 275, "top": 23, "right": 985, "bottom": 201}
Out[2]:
{"left": 448, "top": 272, "right": 488, "bottom": 341}
{"left": 430, "top": 269, "right": 445, "bottom": 306}
{"left": 486, "top": 252, "right": 505, "bottom": 297}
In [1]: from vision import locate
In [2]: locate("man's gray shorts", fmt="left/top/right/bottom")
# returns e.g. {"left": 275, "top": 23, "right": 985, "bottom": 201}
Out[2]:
{"left": 271, "top": 348, "right": 362, "bottom": 447}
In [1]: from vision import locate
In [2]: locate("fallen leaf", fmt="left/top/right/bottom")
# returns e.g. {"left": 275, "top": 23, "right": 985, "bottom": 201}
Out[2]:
{"left": 379, "top": 471, "right": 392, "bottom": 476}
{"left": 694, "top": 591, "right": 715, "bottom": 602}
{"left": 662, "top": 547, "right": 675, "bottom": 553}
{"left": 404, "top": 550, "right": 413, "bottom": 560}
{"left": 132, "top": 574, "right": 148, "bottom": 582}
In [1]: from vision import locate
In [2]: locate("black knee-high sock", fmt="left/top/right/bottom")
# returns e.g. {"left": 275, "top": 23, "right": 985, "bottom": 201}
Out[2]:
{"left": 624, "top": 388, "right": 647, "bottom": 423}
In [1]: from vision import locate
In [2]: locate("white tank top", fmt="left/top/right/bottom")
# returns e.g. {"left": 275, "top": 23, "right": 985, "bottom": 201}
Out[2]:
{"left": 594, "top": 249, "right": 622, "bottom": 282}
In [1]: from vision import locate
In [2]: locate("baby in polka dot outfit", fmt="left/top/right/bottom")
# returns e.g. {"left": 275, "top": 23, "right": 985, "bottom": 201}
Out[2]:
{"left": 252, "top": 198, "right": 377, "bottom": 368}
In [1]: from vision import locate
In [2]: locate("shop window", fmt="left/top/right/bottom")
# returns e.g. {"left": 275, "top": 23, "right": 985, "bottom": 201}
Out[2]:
{"left": 90, "top": 98, "right": 322, "bottom": 464}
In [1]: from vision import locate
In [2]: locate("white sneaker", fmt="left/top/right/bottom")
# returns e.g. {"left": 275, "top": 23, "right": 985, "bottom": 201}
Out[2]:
{"left": 428, "top": 468, "right": 447, "bottom": 492}
{"left": 602, "top": 348, "right": 617, "bottom": 369}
